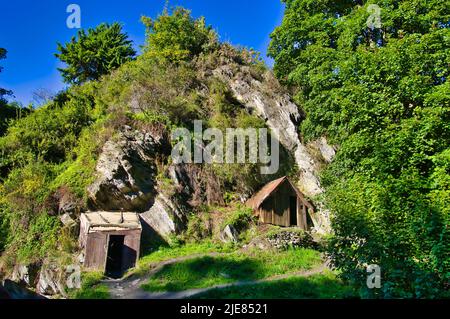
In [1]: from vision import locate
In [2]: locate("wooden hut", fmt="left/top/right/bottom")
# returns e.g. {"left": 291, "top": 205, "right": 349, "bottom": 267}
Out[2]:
{"left": 246, "top": 176, "right": 314, "bottom": 230}
{"left": 79, "top": 212, "right": 142, "bottom": 278}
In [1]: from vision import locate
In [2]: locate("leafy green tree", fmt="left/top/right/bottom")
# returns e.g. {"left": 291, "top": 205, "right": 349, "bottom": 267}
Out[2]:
{"left": 141, "top": 7, "right": 218, "bottom": 62}
{"left": 269, "top": 0, "right": 449, "bottom": 298}
{"left": 55, "top": 23, "right": 136, "bottom": 84}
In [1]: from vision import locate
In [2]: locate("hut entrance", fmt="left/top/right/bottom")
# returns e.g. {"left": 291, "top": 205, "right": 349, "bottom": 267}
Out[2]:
{"left": 289, "top": 196, "right": 297, "bottom": 226}
{"left": 79, "top": 212, "right": 142, "bottom": 276}
{"left": 106, "top": 235, "right": 125, "bottom": 278}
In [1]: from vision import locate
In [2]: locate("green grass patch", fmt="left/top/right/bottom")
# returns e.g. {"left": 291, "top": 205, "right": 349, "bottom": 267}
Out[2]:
{"left": 191, "top": 271, "right": 358, "bottom": 299}
{"left": 69, "top": 271, "right": 110, "bottom": 299}
{"left": 141, "top": 248, "right": 322, "bottom": 292}
{"left": 134, "top": 241, "right": 235, "bottom": 276}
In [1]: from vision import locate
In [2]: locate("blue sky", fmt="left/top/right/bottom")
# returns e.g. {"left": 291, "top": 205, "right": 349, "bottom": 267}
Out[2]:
{"left": 0, "top": 0, "right": 285, "bottom": 106}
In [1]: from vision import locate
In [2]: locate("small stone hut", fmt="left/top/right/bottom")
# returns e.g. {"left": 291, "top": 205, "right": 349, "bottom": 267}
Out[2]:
{"left": 79, "top": 212, "right": 142, "bottom": 278}
{"left": 246, "top": 176, "right": 314, "bottom": 230}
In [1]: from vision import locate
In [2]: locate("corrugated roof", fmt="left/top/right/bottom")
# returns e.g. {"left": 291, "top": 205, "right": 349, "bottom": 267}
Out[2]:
{"left": 81, "top": 212, "right": 142, "bottom": 232}
{"left": 246, "top": 176, "right": 314, "bottom": 211}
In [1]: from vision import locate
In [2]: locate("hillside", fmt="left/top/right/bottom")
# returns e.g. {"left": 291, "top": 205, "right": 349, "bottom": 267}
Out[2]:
{"left": 0, "top": 2, "right": 448, "bottom": 300}
{"left": 0, "top": 9, "right": 335, "bottom": 298}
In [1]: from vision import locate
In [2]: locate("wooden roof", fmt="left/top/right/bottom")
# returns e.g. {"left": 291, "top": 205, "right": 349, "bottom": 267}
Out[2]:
{"left": 81, "top": 212, "right": 142, "bottom": 232}
{"left": 246, "top": 176, "right": 314, "bottom": 210}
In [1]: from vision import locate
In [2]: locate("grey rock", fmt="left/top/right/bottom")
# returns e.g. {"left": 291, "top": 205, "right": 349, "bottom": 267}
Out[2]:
{"left": 140, "top": 194, "right": 185, "bottom": 238}
{"left": 11, "top": 265, "right": 30, "bottom": 286}
{"left": 77, "top": 252, "right": 85, "bottom": 264}
{"left": 266, "top": 230, "right": 317, "bottom": 250}
{"left": 210, "top": 61, "right": 333, "bottom": 233}
{"left": 36, "top": 263, "right": 67, "bottom": 296}
{"left": 11, "top": 264, "right": 39, "bottom": 287}
{"left": 87, "top": 128, "right": 160, "bottom": 212}
{"left": 60, "top": 213, "right": 76, "bottom": 227}
{"left": 309, "top": 137, "right": 336, "bottom": 164}
{"left": 220, "top": 225, "right": 239, "bottom": 243}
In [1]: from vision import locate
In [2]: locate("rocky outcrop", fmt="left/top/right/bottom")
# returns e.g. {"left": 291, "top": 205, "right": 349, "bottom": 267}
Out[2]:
{"left": 87, "top": 126, "right": 163, "bottom": 212}
{"left": 245, "top": 230, "right": 318, "bottom": 251}
{"left": 139, "top": 194, "right": 185, "bottom": 238}
{"left": 266, "top": 230, "right": 317, "bottom": 250}
{"left": 36, "top": 263, "right": 67, "bottom": 296}
{"left": 211, "top": 61, "right": 334, "bottom": 233}
{"left": 309, "top": 137, "right": 336, "bottom": 164}
{"left": 11, "top": 264, "right": 40, "bottom": 287}
{"left": 220, "top": 225, "right": 239, "bottom": 243}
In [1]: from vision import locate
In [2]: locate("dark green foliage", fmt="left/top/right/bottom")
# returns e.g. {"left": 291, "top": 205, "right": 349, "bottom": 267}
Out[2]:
{"left": 0, "top": 48, "right": 28, "bottom": 137}
{"left": 0, "top": 82, "right": 103, "bottom": 263}
{"left": 0, "top": 48, "right": 12, "bottom": 100}
{"left": 270, "top": 0, "right": 449, "bottom": 298}
{"left": 0, "top": 84, "right": 97, "bottom": 168}
{"left": 0, "top": 102, "right": 30, "bottom": 137}
{"left": 55, "top": 23, "right": 136, "bottom": 84}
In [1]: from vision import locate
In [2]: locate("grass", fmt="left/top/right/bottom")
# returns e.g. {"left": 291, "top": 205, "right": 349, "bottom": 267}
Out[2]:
{"left": 68, "top": 271, "right": 110, "bottom": 299}
{"left": 133, "top": 241, "right": 235, "bottom": 276}
{"left": 141, "top": 248, "right": 322, "bottom": 292}
{"left": 190, "top": 271, "right": 358, "bottom": 299}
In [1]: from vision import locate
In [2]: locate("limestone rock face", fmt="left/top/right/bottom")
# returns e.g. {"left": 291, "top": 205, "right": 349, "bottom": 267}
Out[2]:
{"left": 87, "top": 127, "right": 162, "bottom": 212}
{"left": 139, "top": 194, "right": 185, "bottom": 238}
{"left": 11, "top": 264, "right": 40, "bottom": 287}
{"left": 220, "top": 225, "right": 239, "bottom": 243}
{"left": 211, "top": 62, "right": 334, "bottom": 233}
{"left": 36, "top": 263, "right": 68, "bottom": 297}
{"left": 309, "top": 137, "right": 336, "bottom": 164}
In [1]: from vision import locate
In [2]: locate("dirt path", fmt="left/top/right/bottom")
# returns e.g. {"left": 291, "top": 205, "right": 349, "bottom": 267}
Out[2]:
{"left": 103, "top": 254, "right": 328, "bottom": 299}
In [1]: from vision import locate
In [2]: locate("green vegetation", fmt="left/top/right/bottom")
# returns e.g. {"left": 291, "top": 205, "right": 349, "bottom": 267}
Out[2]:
{"left": 192, "top": 271, "right": 357, "bottom": 299}
{"left": 135, "top": 241, "right": 234, "bottom": 275}
{"left": 69, "top": 271, "right": 110, "bottom": 299}
{"left": 141, "top": 248, "right": 322, "bottom": 292}
{"left": 0, "top": 48, "right": 11, "bottom": 101}
{"left": 0, "top": 48, "right": 30, "bottom": 137}
{"left": 55, "top": 23, "right": 136, "bottom": 84}
{"left": 2, "top": 2, "right": 445, "bottom": 299}
{"left": 0, "top": 7, "right": 280, "bottom": 275}
{"left": 0, "top": 82, "right": 104, "bottom": 266}
{"left": 141, "top": 7, "right": 218, "bottom": 63}
{"left": 221, "top": 205, "right": 255, "bottom": 232}
{"left": 269, "top": 0, "right": 449, "bottom": 298}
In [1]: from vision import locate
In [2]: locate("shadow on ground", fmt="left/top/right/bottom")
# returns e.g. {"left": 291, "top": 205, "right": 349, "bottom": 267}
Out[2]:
{"left": 141, "top": 255, "right": 264, "bottom": 292}
{"left": 190, "top": 274, "right": 358, "bottom": 299}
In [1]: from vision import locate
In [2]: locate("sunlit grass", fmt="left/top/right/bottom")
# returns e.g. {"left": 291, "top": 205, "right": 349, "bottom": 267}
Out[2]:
{"left": 191, "top": 270, "right": 358, "bottom": 299}
{"left": 141, "top": 248, "right": 322, "bottom": 292}
{"left": 133, "top": 241, "right": 235, "bottom": 276}
{"left": 68, "top": 271, "right": 110, "bottom": 299}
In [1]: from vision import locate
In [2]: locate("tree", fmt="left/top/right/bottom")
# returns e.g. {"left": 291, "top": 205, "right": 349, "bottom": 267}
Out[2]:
{"left": 0, "top": 48, "right": 24, "bottom": 137}
{"left": 141, "top": 7, "right": 218, "bottom": 62}
{"left": 55, "top": 23, "right": 136, "bottom": 84}
{"left": 0, "top": 48, "right": 12, "bottom": 102}
{"left": 269, "top": 0, "right": 449, "bottom": 298}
